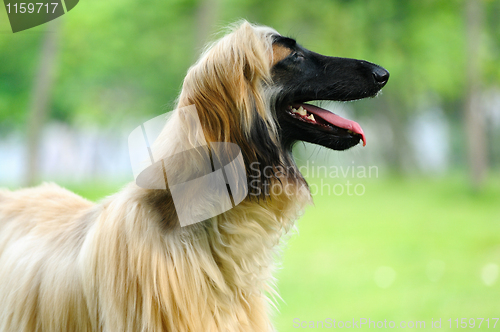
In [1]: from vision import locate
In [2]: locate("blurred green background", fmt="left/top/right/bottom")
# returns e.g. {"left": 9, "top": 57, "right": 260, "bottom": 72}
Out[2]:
{"left": 1, "top": 0, "right": 500, "bottom": 330}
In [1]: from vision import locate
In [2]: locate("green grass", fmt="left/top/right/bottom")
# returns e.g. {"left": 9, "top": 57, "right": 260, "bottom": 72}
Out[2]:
{"left": 64, "top": 176, "right": 500, "bottom": 331}
{"left": 274, "top": 175, "right": 500, "bottom": 331}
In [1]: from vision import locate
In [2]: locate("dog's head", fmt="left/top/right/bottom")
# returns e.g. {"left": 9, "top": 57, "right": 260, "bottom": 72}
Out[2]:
{"left": 271, "top": 35, "right": 388, "bottom": 151}
{"left": 174, "top": 21, "right": 388, "bottom": 195}
{"left": 178, "top": 21, "right": 388, "bottom": 152}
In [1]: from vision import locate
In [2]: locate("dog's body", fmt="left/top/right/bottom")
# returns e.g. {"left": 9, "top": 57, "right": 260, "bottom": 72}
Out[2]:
{"left": 0, "top": 22, "right": 388, "bottom": 331}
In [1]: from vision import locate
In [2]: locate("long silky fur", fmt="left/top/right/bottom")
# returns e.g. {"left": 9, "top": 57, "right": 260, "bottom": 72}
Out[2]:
{"left": 0, "top": 21, "right": 311, "bottom": 332}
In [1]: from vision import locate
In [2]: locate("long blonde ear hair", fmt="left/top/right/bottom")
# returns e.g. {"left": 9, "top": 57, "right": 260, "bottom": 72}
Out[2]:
{"left": 177, "top": 21, "right": 277, "bottom": 141}
{"left": 173, "top": 21, "right": 294, "bottom": 197}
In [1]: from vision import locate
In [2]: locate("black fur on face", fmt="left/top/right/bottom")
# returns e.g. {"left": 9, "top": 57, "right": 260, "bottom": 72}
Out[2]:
{"left": 270, "top": 36, "right": 389, "bottom": 151}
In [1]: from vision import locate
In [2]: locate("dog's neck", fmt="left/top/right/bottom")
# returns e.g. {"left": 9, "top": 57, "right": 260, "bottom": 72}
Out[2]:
{"left": 112, "top": 104, "right": 312, "bottom": 329}
{"left": 108, "top": 175, "right": 311, "bottom": 330}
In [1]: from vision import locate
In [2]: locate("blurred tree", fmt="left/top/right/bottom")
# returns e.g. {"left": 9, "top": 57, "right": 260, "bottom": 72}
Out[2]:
{"left": 464, "top": 0, "right": 487, "bottom": 190}
{"left": 25, "top": 20, "right": 61, "bottom": 186}
{"left": 195, "top": 0, "right": 220, "bottom": 54}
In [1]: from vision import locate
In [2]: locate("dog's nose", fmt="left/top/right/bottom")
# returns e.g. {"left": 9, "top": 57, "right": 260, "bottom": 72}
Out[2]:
{"left": 372, "top": 66, "right": 390, "bottom": 86}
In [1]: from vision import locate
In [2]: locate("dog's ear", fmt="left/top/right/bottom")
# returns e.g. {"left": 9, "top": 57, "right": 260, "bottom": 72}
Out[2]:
{"left": 175, "top": 22, "right": 288, "bottom": 198}
{"left": 177, "top": 22, "right": 276, "bottom": 142}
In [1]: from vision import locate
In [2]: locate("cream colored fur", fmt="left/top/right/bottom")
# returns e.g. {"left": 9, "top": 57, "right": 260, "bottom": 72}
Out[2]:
{"left": 0, "top": 21, "right": 311, "bottom": 332}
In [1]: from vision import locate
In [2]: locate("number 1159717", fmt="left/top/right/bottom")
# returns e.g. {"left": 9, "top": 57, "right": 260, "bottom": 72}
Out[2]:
{"left": 6, "top": 3, "right": 58, "bottom": 14}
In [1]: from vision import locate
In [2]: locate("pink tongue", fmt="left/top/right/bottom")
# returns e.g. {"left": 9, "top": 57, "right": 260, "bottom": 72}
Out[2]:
{"left": 299, "top": 104, "right": 366, "bottom": 146}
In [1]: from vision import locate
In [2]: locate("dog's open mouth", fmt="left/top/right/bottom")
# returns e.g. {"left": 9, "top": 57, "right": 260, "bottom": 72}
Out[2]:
{"left": 286, "top": 103, "right": 366, "bottom": 146}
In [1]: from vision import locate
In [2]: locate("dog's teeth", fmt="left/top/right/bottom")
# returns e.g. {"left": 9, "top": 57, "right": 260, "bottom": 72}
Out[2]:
{"left": 307, "top": 114, "right": 315, "bottom": 122}
{"left": 291, "top": 108, "right": 298, "bottom": 113}
{"left": 297, "top": 106, "right": 307, "bottom": 116}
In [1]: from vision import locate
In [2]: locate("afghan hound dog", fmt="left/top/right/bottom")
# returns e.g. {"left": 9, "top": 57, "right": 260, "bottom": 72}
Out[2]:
{"left": 0, "top": 21, "right": 388, "bottom": 331}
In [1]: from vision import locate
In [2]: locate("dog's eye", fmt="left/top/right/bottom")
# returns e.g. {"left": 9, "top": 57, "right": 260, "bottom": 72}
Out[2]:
{"left": 290, "top": 52, "right": 304, "bottom": 61}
